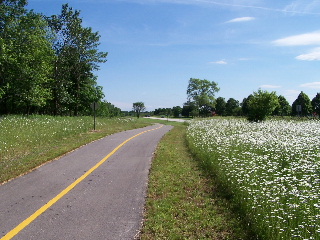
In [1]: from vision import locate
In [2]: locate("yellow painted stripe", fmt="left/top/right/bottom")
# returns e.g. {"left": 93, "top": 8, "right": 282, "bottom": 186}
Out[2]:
{"left": 1, "top": 125, "right": 163, "bottom": 240}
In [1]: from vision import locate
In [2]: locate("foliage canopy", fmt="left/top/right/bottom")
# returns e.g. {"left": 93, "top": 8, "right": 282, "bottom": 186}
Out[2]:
{"left": 247, "top": 89, "right": 279, "bottom": 122}
{"left": 132, "top": 102, "right": 146, "bottom": 118}
{"left": 186, "top": 78, "right": 219, "bottom": 117}
{"left": 311, "top": 93, "right": 320, "bottom": 116}
{"left": 0, "top": 1, "right": 109, "bottom": 116}
{"left": 291, "top": 91, "right": 312, "bottom": 116}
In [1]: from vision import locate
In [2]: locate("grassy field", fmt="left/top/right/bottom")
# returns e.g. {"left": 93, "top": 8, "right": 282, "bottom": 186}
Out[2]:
{"left": 0, "top": 115, "right": 149, "bottom": 183}
{"left": 140, "top": 122, "right": 253, "bottom": 239}
{"left": 187, "top": 118, "right": 320, "bottom": 240}
{"left": 4, "top": 115, "right": 315, "bottom": 239}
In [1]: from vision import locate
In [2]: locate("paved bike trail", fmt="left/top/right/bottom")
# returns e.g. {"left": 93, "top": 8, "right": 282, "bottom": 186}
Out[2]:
{"left": 0, "top": 124, "right": 172, "bottom": 240}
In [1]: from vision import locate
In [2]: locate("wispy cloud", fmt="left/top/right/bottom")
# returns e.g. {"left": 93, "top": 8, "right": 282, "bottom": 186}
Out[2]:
{"left": 296, "top": 47, "right": 320, "bottom": 61}
{"left": 283, "top": 0, "right": 320, "bottom": 15}
{"left": 226, "top": 17, "right": 255, "bottom": 23}
{"left": 260, "top": 85, "right": 281, "bottom": 89}
{"left": 238, "top": 58, "right": 252, "bottom": 61}
{"left": 115, "top": 0, "right": 320, "bottom": 15}
{"left": 300, "top": 81, "right": 320, "bottom": 89}
{"left": 209, "top": 60, "right": 227, "bottom": 64}
{"left": 273, "top": 31, "right": 320, "bottom": 46}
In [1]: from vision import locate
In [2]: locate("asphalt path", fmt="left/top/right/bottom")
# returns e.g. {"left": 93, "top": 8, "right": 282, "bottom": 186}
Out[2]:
{"left": 144, "top": 117, "right": 188, "bottom": 122}
{"left": 0, "top": 123, "right": 172, "bottom": 240}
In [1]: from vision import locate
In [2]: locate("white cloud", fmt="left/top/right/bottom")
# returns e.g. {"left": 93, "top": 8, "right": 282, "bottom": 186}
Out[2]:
{"left": 300, "top": 81, "right": 320, "bottom": 89}
{"left": 209, "top": 60, "right": 227, "bottom": 64}
{"left": 273, "top": 32, "right": 320, "bottom": 61}
{"left": 226, "top": 17, "right": 255, "bottom": 23}
{"left": 273, "top": 31, "right": 320, "bottom": 46}
{"left": 296, "top": 47, "right": 320, "bottom": 60}
{"left": 260, "top": 85, "right": 281, "bottom": 89}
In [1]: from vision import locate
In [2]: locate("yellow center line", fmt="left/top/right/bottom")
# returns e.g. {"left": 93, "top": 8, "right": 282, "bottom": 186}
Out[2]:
{"left": 1, "top": 124, "right": 164, "bottom": 240}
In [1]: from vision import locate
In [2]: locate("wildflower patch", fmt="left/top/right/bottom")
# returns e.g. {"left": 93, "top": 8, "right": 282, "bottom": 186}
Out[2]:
{"left": 187, "top": 119, "right": 320, "bottom": 240}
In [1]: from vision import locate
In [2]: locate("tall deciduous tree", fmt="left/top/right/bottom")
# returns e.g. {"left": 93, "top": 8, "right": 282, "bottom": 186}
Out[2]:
{"left": 186, "top": 78, "right": 219, "bottom": 117}
{"left": 96, "top": 100, "right": 121, "bottom": 117}
{"left": 172, "top": 106, "right": 182, "bottom": 118}
{"left": 182, "top": 101, "right": 197, "bottom": 118}
{"left": 132, "top": 102, "right": 146, "bottom": 118}
{"left": 0, "top": 1, "right": 108, "bottom": 115}
{"left": 273, "top": 95, "right": 291, "bottom": 116}
{"left": 0, "top": 1, "right": 55, "bottom": 114}
{"left": 47, "top": 4, "right": 107, "bottom": 116}
{"left": 247, "top": 89, "right": 279, "bottom": 122}
{"left": 13, "top": 11, "right": 54, "bottom": 114}
{"left": 241, "top": 94, "right": 253, "bottom": 116}
{"left": 226, "top": 98, "right": 240, "bottom": 116}
{"left": 0, "top": 0, "right": 27, "bottom": 113}
{"left": 215, "top": 97, "right": 226, "bottom": 116}
{"left": 291, "top": 91, "right": 312, "bottom": 116}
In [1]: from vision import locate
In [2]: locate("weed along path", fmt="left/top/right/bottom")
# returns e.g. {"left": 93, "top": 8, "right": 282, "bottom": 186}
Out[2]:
{"left": 0, "top": 123, "right": 172, "bottom": 240}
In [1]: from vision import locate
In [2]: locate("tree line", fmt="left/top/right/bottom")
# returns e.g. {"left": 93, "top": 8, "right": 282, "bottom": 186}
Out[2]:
{"left": 153, "top": 78, "right": 320, "bottom": 121}
{"left": 0, "top": 0, "right": 119, "bottom": 116}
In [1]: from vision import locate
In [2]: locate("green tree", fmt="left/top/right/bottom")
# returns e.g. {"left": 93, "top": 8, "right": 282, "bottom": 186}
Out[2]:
{"left": 291, "top": 91, "right": 312, "bottom": 116}
{"left": 311, "top": 93, "right": 320, "bottom": 116}
{"left": 0, "top": 1, "right": 55, "bottom": 114}
{"left": 47, "top": 4, "right": 108, "bottom": 116}
{"left": 154, "top": 108, "right": 172, "bottom": 116}
{"left": 182, "top": 101, "right": 197, "bottom": 118}
{"left": 166, "top": 108, "right": 172, "bottom": 117}
{"left": 226, "top": 98, "right": 240, "bottom": 116}
{"left": 172, "top": 106, "right": 182, "bottom": 118}
{"left": 132, "top": 102, "right": 146, "bottom": 118}
{"left": 14, "top": 11, "right": 54, "bottom": 114}
{"left": 215, "top": 97, "right": 226, "bottom": 116}
{"left": 0, "top": 0, "right": 26, "bottom": 113}
{"left": 97, "top": 100, "right": 121, "bottom": 117}
{"left": 0, "top": 1, "right": 108, "bottom": 116}
{"left": 247, "top": 89, "right": 279, "bottom": 122}
{"left": 241, "top": 94, "right": 253, "bottom": 116}
{"left": 273, "top": 95, "right": 291, "bottom": 116}
{"left": 186, "top": 78, "right": 219, "bottom": 117}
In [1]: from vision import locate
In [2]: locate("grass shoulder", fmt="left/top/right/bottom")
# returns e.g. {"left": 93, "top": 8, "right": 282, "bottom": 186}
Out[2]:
{"left": 0, "top": 116, "right": 150, "bottom": 184}
{"left": 140, "top": 123, "right": 252, "bottom": 239}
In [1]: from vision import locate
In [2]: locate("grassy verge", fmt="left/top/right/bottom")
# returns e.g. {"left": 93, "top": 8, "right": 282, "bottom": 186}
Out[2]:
{"left": 0, "top": 115, "right": 150, "bottom": 184}
{"left": 140, "top": 123, "right": 252, "bottom": 239}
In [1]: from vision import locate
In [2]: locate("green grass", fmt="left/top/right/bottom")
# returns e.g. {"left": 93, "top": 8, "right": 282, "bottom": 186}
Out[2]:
{"left": 140, "top": 123, "right": 252, "bottom": 239}
{"left": 1, "top": 116, "right": 258, "bottom": 239}
{"left": 0, "top": 115, "right": 149, "bottom": 183}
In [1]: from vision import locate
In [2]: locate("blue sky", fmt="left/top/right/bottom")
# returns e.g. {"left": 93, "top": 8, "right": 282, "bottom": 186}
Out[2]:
{"left": 27, "top": 0, "right": 320, "bottom": 111}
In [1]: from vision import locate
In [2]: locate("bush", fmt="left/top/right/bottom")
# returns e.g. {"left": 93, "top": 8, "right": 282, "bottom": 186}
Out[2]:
{"left": 247, "top": 89, "right": 279, "bottom": 122}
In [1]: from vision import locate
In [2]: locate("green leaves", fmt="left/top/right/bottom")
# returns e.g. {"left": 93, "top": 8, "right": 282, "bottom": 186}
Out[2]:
{"left": 133, "top": 102, "right": 146, "bottom": 118}
{"left": 273, "top": 95, "right": 291, "bottom": 116}
{"left": 247, "top": 89, "right": 279, "bottom": 122}
{"left": 291, "top": 91, "right": 312, "bottom": 116}
{"left": 47, "top": 4, "right": 108, "bottom": 116}
{"left": 0, "top": 1, "right": 108, "bottom": 115}
{"left": 311, "top": 93, "right": 320, "bottom": 116}
{"left": 186, "top": 78, "right": 220, "bottom": 117}
{"left": 0, "top": 3, "right": 55, "bottom": 114}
